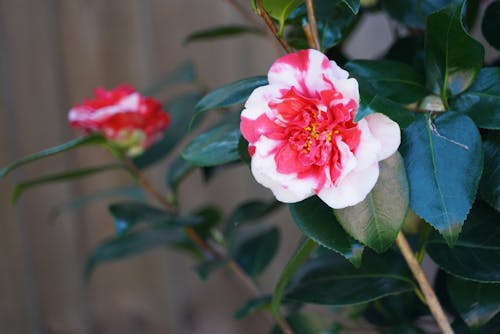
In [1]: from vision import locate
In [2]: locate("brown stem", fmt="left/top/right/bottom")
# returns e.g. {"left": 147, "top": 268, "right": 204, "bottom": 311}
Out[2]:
{"left": 305, "top": 0, "right": 320, "bottom": 50}
{"left": 255, "top": 0, "right": 293, "bottom": 53}
{"left": 395, "top": 232, "right": 454, "bottom": 334}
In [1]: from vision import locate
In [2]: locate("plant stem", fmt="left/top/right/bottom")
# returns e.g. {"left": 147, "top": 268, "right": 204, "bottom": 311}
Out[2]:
{"left": 123, "top": 158, "right": 287, "bottom": 332}
{"left": 305, "top": 0, "right": 321, "bottom": 50}
{"left": 255, "top": 0, "right": 293, "bottom": 53}
{"left": 395, "top": 232, "right": 454, "bottom": 334}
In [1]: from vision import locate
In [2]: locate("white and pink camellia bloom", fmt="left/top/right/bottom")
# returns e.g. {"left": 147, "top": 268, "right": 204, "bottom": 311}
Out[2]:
{"left": 69, "top": 85, "right": 170, "bottom": 157}
{"left": 240, "top": 49, "right": 401, "bottom": 209}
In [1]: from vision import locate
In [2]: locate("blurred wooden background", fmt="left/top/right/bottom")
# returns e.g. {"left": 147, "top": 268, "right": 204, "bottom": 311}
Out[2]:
{"left": 1, "top": 1, "right": 495, "bottom": 333}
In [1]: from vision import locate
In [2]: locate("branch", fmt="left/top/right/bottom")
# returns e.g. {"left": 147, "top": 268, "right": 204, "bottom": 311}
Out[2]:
{"left": 255, "top": 0, "right": 293, "bottom": 53}
{"left": 395, "top": 232, "right": 454, "bottom": 334}
{"left": 305, "top": 0, "right": 320, "bottom": 50}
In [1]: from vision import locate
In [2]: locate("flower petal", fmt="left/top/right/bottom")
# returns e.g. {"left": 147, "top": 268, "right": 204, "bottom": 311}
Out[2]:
{"left": 364, "top": 113, "right": 401, "bottom": 161}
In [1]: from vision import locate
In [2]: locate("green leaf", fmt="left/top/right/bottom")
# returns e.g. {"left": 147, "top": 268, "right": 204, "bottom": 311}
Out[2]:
{"left": 425, "top": 3, "right": 484, "bottom": 99}
{"left": 335, "top": 153, "right": 409, "bottom": 253}
{"left": 184, "top": 25, "right": 263, "bottom": 44}
{"left": 109, "top": 201, "right": 201, "bottom": 234}
{"left": 133, "top": 92, "right": 203, "bottom": 169}
{"left": 385, "top": 36, "right": 425, "bottom": 73}
{"left": 11, "top": 164, "right": 126, "bottom": 203}
{"left": 285, "top": 250, "right": 415, "bottom": 306}
{"left": 86, "top": 226, "right": 185, "bottom": 277}
{"left": 143, "top": 61, "right": 196, "bottom": 96}
{"left": 447, "top": 275, "right": 500, "bottom": 332}
{"left": 195, "top": 258, "right": 229, "bottom": 281}
{"left": 272, "top": 238, "right": 317, "bottom": 318}
{"left": 427, "top": 201, "right": 500, "bottom": 283}
{"left": 260, "top": 0, "right": 304, "bottom": 35}
{"left": 479, "top": 132, "right": 500, "bottom": 211}
{"left": 232, "top": 226, "right": 280, "bottom": 278}
{"left": 270, "top": 313, "right": 325, "bottom": 334}
{"left": 345, "top": 60, "right": 428, "bottom": 104}
{"left": 382, "top": 0, "right": 461, "bottom": 29}
{"left": 224, "top": 199, "right": 281, "bottom": 236}
{"left": 0, "top": 135, "right": 105, "bottom": 180}
{"left": 363, "top": 293, "right": 427, "bottom": 326}
{"left": 234, "top": 296, "right": 271, "bottom": 319}
{"left": 451, "top": 67, "right": 500, "bottom": 129}
{"left": 482, "top": 0, "right": 500, "bottom": 51}
{"left": 238, "top": 136, "right": 251, "bottom": 165}
{"left": 194, "top": 76, "right": 267, "bottom": 116}
{"left": 182, "top": 121, "right": 241, "bottom": 167}
{"left": 400, "top": 112, "right": 483, "bottom": 244}
{"left": 166, "top": 156, "right": 196, "bottom": 192}
{"left": 341, "top": 0, "right": 360, "bottom": 14}
{"left": 286, "top": 0, "right": 356, "bottom": 50}
{"left": 355, "top": 77, "right": 415, "bottom": 128}
{"left": 289, "top": 197, "right": 364, "bottom": 267}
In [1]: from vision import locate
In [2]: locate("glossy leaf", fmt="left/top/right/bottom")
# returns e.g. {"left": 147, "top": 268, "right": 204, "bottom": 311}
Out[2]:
{"left": 270, "top": 313, "right": 325, "bottom": 334}
{"left": 345, "top": 60, "right": 428, "bottom": 104}
{"left": 382, "top": 0, "right": 461, "bottom": 29}
{"left": 232, "top": 226, "right": 280, "bottom": 278}
{"left": 355, "top": 77, "right": 415, "bottom": 128}
{"left": 259, "top": 0, "right": 304, "bottom": 35}
{"left": 182, "top": 121, "right": 241, "bottom": 167}
{"left": 363, "top": 292, "right": 427, "bottom": 326}
{"left": 133, "top": 92, "right": 203, "bottom": 169}
{"left": 86, "top": 226, "right": 185, "bottom": 277}
{"left": 194, "top": 76, "right": 267, "bottom": 115}
{"left": 286, "top": 0, "right": 356, "bottom": 50}
{"left": 451, "top": 67, "right": 500, "bottom": 129}
{"left": 166, "top": 156, "right": 196, "bottom": 192}
{"left": 425, "top": 3, "right": 484, "bottom": 98}
{"left": 285, "top": 250, "right": 415, "bottom": 306}
{"left": 11, "top": 164, "right": 126, "bottom": 203}
{"left": 0, "top": 135, "right": 105, "bottom": 180}
{"left": 479, "top": 132, "right": 500, "bottom": 211}
{"left": 426, "top": 201, "right": 500, "bottom": 282}
{"left": 447, "top": 275, "right": 500, "bottom": 332}
{"left": 482, "top": 0, "right": 500, "bottom": 51}
{"left": 335, "top": 153, "right": 409, "bottom": 253}
{"left": 185, "top": 25, "right": 263, "bottom": 44}
{"left": 289, "top": 197, "right": 364, "bottom": 267}
{"left": 385, "top": 36, "right": 425, "bottom": 73}
{"left": 143, "top": 61, "right": 196, "bottom": 96}
{"left": 238, "top": 136, "right": 251, "bottom": 165}
{"left": 341, "top": 0, "right": 360, "bottom": 14}
{"left": 110, "top": 201, "right": 177, "bottom": 234}
{"left": 234, "top": 296, "right": 271, "bottom": 319}
{"left": 224, "top": 199, "right": 281, "bottom": 236}
{"left": 400, "top": 113, "right": 483, "bottom": 244}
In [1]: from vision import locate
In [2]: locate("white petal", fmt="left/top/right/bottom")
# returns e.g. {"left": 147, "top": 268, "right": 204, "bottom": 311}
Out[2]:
{"left": 318, "top": 163, "right": 379, "bottom": 209}
{"left": 352, "top": 119, "right": 382, "bottom": 171}
{"left": 364, "top": 113, "right": 401, "bottom": 161}
{"left": 242, "top": 85, "right": 283, "bottom": 120}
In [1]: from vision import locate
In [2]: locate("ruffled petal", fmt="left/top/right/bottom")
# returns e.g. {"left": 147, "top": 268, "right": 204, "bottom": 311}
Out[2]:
{"left": 364, "top": 113, "right": 401, "bottom": 161}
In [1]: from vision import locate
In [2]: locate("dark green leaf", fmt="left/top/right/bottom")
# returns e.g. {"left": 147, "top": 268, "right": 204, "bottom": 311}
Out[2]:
{"left": 385, "top": 36, "right": 425, "bottom": 75}
{"left": 272, "top": 238, "right": 317, "bottom": 317}
{"left": 482, "top": 0, "right": 500, "bottom": 51}
{"left": 341, "top": 0, "right": 360, "bottom": 14}
{"left": 143, "top": 62, "right": 196, "bottom": 96}
{"left": 427, "top": 201, "right": 500, "bottom": 282}
{"left": 166, "top": 156, "right": 196, "bottom": 192}
{"left": 188, "top": 205, "right": 223, "bottom": 239}
{"left": 270, "top": 313, "right": 325, "bottom": 334}
{"left": 286, "top": 0, "right": 356, "bottom": 50}
{"left": 447, "top": 275, "right": 500, "bottom": 331}
{"left": 285, "top": 250, "right": 415, "bottom": 306}
{"left": 234, "top": 296, "right": 271, "bottom": 319}
{"left": 182, "top": 121, "right": 241, "bottom": 167}
{"left": 238, "top": 136, "right": 251, "bottom": 165}
{"left": 363, "top": 293, "right": 427, "bottom": 326}
{"left": 224, "top": 199, "right": 281, "bottom": 236}
{"left": 451, "top": 67, "right": 500, "bottom": 129}
{"left": 345, "top": 60, "right": 428, "bottom": 104}
{"left": 232, "top": 226, "right": 280, "bottom": 278}
{"left": 289, "top": 197, "right": 364, "bottom": 267}
{"left": 400, "top": 113, "right": 483, "bottom": 244}
{"left": 479, "top": 132, "right": 500, "bottom": 211}
{"left": 11, "top": 164, "right": 126, "bottom": 203}
{"left": 86, "top": 226, "right": 185, "bottom": 277}
{"left": 110, "top": 201, "right": 177, "bottom": 234}
{"left": 133, "top": 92, "right": 203, "bottom": 169}
{"left": 185, "top": 25, "right": 263, "bottom": 44}
{"left": 335, "top": 153, "right": 409, "bottom": 253}
{"left": 0, "top": 135, "right": 105, "bottom": 180}
{"left": 382, "top": 0, "right": 461, "bottom": 29}
{"left": 259, "top": 0, "right": 304, "bottom": 35}
{"left": 194, "top": 76, "right": 267, "bottom": 117}
{"left": 425, "top": 3, "right": 484, "bottom": 98}
{"left": 383, "top": 325, "right": 424, "bottom": 334}
{"left": 195, "top": 258, "right": 229, "bottom": 281}
{"left": 355, "top": 77, "right": 415, "bottom": 128}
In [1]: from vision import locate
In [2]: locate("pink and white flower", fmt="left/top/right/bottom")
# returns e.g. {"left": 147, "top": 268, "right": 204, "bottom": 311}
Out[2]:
{"left": 69, "top": 85, "right": 170, "bottom": 157}
{"left": 240, "top": 49, "right": 400, "bottom": 209}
